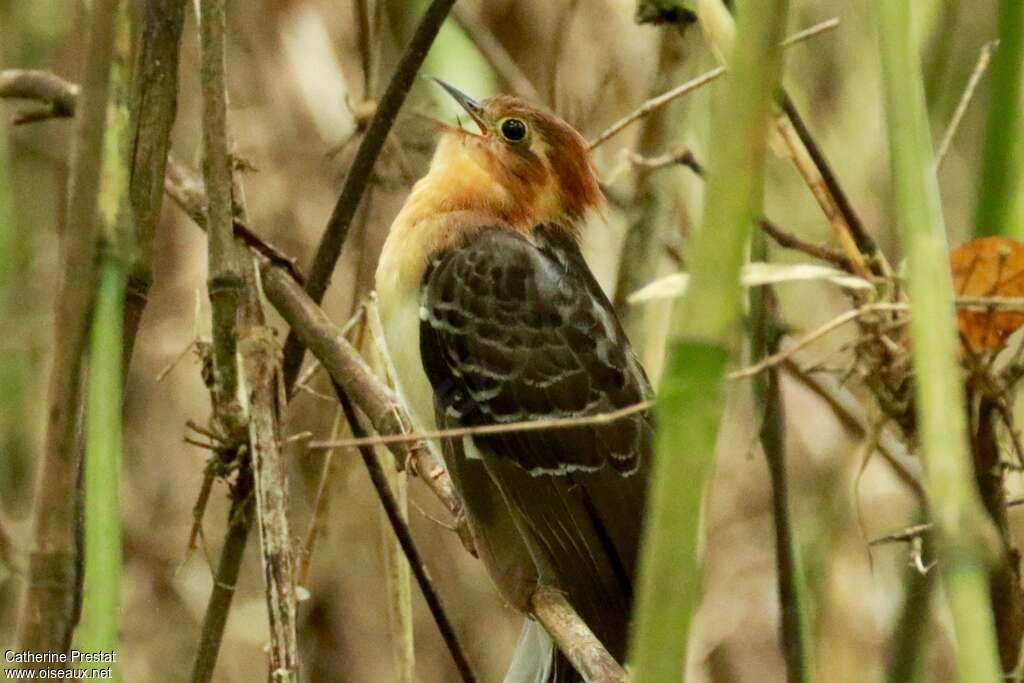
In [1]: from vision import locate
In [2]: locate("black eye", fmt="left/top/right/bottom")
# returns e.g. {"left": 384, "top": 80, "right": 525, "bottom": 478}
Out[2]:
{"left": 500, "top": 118, "right": 527, "bottom": 142}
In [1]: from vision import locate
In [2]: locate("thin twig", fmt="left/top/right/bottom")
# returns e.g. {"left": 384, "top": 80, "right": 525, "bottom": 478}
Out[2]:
{"left": 759, "top": 217, "right": 853, "bottom": 272}
{"left": 935, "top": 41, "right": 998, "bottom": 171}
{"left": 779, "top": 17, "right": 840, "bottom": 48}
{"left": 530, "top": 586, "right": 628, "bottom": 683}
{"left": 588, "top": 66, "right": 725, "bottom": 150}
{"left": 335, "top": 387, "right": 478, "bottom": 683}
{"left": 586, "top": 17, "right": 839, "bottom": 150}
{"left": 452, "top": 4, "right": 541, "bottom": 101}
{"left": 870, "top": 497, "right": 1024, "bottom": 546}
{"left": 750, "top": 271, "right": 811, "bottom": 681}
{"left": 660, "top": 143, "right": 855, "bottom": 272}
{"left": 774, "top": 94, "right": 877, "bottom": 279}
{"left": 730, "top": 303, "right": 908, "bottom": 380}
{"left": 280, "top": 0, "right": 458, "bottom": 390}
{"left": 781, "top": 359, "right": 926, "bottom": 502}
{"left": 307, "top": 401, "right": 655, "bottom": 451}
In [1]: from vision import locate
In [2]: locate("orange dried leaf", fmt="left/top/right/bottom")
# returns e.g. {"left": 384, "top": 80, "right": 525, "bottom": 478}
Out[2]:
{"left": 950, "top": 236, "right": 1024, "bottom": 352}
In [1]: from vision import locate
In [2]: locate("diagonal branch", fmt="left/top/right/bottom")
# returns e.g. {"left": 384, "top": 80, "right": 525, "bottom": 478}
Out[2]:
{"left": 279, "top": 0, "right": 458, "bottom": 390}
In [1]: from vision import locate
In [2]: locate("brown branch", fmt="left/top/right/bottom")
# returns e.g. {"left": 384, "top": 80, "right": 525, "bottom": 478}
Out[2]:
{"left": 972, "top": 397, "right": 1024, "bottom": 672}
{"left": 452, "top": 4, "right": 541, "bottom": 101}
{"left": 200, "top": 0, "right": 244, "bottom": 436}
{"left": 335, "top": 387, "right": 478, "bottom": 683}
{"left": 259, "top": 266, "right": 473, "bottom": 552}
{"left": 165, "top": 163, "right": 478, "bottom": 679}
{"left": 758, "top": 217, "right": 853, "bottom": 272}
{"left": 163, "top": 159, "right": 472, "bottom": 552}
{"left": 871, "top": 497, "right": 1024, "bottom": 547}
{"left": 645, "top": 144, "right": 854, "bottom": 271}
{"left": 0, "top": 69, "right": 78, "bottom": 123}
{"left": 530, "top": 586, "right": 628, "bottom": 683}
{"left": 164, "top": 157, "right": 305, "bottom": 283}
{"left": 776, "top": 93, "right": 882, "bottom": 276}
{"left": 280, "top": 0, "right": 458, "bottom": 390}
{"left": 122, "top": 0, "right": 188, "bottom": 369}
{"left": 239, "top": 259, "right": 300, "bottom": 682}
{"left": 15, "top": 0, "right": 120, "bottom": 664}
{"left": 190, "top": 465, "right": 255, "bottom": 683}
{"left": 751, "top": 284, "right": 809, "bottom": 682}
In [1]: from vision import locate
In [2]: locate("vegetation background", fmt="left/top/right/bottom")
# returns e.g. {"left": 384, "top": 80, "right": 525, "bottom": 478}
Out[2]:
{"left": 0, "top": 0, "right": 1020, "bottom": 681}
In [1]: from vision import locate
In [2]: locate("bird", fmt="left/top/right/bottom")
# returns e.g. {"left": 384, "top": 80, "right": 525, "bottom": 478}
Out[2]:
{"left": 374, "top": 79, "right": 653, "bottom": 683}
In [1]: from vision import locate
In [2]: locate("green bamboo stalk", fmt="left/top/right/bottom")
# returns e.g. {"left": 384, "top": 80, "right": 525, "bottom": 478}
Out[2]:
{"left": 74, "top": 8, "right": 131, "bottom": 675}
{"left": 975, "top": 0, "right": 1024, "bottom": 238}
{"left": 876, "top": 2, "right": 1001, "bottom": 681}
{"left": 627, "top": 1, "right": 790, "bottom": 681}
{"left": 76, "top": 260, "right": 126, "bottom": 677}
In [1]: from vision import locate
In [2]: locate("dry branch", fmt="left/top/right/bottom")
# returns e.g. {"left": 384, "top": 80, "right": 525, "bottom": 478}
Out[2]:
{"left": 280, "top": 0, "right": 458, "bottom": 389}
{"left": 123, "top": 0, "right": 188, "bottom": 368}
{"left": 453, "top": 4, "right": 541, "bottom": 101}
{"left": 530, "top": 586, "right": 628, "bottom": 683}
{"left": 239, "top": 261, "right": 300, "bottom": 682}
{"left": 200, "top": 0, "right": 244, "bottom": 435}
{"left": 259, "top": 265, "right": 472, "bottom": 551}
{"left": 0, "top": 69, "right": 78, "bottom": 123}
{"left": 335, "top": 388, "right": 478, "bottom": 683}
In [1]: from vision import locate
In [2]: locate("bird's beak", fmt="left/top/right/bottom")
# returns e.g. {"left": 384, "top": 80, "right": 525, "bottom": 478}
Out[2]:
{"left": 429, "top": 77, "right": 488, "bottom": 135}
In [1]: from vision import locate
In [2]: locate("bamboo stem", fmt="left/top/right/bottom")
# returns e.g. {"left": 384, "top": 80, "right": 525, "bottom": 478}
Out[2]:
{"left": 74, "top": 5, "right": 132, "bottom": 672}
{"left": 628, "top": 0, "right": 790, "bottom": 680}
{"left": 876, "top": 2, "right": 1001, "bottom": 680}
{"left": 200, "top": 0, "right": 244, "bottom": 434}
{"left": 975, "top": 0, "right": 1024, "bottom": 238}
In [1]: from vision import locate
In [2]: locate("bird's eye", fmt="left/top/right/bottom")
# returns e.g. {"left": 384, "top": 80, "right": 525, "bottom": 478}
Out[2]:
{"left": 499, "top": 118, "right": 528, "bottom": 143}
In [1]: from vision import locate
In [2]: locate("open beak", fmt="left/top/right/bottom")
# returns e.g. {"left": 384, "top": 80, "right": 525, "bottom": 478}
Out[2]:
{"left": 429, "top": 77, "right": 487, "bottom": 135}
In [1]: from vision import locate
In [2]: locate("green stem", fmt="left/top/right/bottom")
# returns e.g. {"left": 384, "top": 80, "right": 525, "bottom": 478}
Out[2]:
{"left": 628, "top": 0, "right": 790, "bottom": 679}
{"left": 75, "top": 257, "right": 126, "bottom": 679}
{"left": 975, "top": 0, "right": 1024, "bottom": 237}
{"left": 876, "top": 2, "right": 1001, "bottom": 680}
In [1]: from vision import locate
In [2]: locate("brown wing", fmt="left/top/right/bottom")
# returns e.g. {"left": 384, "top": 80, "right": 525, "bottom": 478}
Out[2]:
{"left": 419, "top": 227, "right": 651, "bottom": 475}
{"left": 419, "top": 226, "right": 653, "bottom": 658}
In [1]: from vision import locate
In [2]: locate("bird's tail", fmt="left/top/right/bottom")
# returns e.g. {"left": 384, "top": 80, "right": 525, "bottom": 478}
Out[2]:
{"left": 502, "top": 619, "right": 582, "bottom": 683}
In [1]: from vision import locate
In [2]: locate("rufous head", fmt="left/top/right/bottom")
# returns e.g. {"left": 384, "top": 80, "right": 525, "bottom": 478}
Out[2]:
{"left": 428, "top": 79, "right": 604, "bottom": 229}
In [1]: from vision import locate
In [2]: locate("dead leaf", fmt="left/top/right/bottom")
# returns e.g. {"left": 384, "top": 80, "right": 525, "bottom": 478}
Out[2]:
{"left": 950, "top": 236, "right": 1024, "bottom": 352}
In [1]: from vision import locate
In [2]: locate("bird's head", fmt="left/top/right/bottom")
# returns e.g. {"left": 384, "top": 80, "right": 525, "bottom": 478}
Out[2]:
{"left": 425, "top": 79, "right": 604, "bottom": 231}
